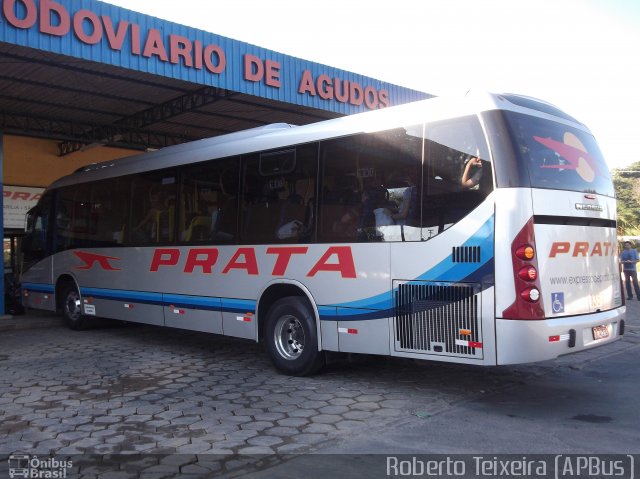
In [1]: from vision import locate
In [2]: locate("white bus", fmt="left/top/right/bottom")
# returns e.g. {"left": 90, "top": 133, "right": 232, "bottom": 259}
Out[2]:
{"left": 21, "top": 92, "right": 625, "bottom": 376}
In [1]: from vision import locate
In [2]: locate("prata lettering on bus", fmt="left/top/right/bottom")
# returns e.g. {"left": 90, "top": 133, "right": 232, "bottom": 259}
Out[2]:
{"left": 549, "top": 241, "right": 613, "bottom": 258}
{"left": 149, "top": 246, "right": 357, "bottom": 278}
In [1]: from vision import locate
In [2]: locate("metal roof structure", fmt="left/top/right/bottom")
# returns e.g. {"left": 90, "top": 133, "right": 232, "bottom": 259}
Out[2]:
{"left": 0, "top": 0, "right": 431, "bottom": 156}
{"left": 0, "top": 42, "right": 341, "bottom": 155}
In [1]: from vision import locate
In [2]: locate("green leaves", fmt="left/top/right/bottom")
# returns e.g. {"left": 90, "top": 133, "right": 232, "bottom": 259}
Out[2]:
{"left": 613, "top": 162, "right": 640, "bottom": 236}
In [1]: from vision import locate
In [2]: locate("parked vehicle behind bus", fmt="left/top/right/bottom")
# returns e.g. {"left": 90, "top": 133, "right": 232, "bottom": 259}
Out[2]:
{"left": 21, "top": 92, "right": 624, "bottom": 375}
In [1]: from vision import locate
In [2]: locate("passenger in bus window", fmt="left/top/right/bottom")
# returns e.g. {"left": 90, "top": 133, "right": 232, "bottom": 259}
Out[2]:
{"left": 197, "top": 188, "right": 217, "bottom": 219}
{"left": 330, "top": 186, "right": 384, "bottom": 240}
{"left": 332, "top": 201, "right": 360, "bottom": 238}
{"left": 134, "top": 188, "right": 163, "bottom": 241}
{"left": 461, "top": 150, "right": 494, "bottom": 194}
{"left": 356, "top": 185, "right": 395, "bottom": 241}
{"left": 360, "top": 185, "right": 392, "bottom": 227}
{"left": 392, "top": 170, "right": 419, "bottom": 225}
{"left": 461, "top": 154, "right": 483, "bottom": 189}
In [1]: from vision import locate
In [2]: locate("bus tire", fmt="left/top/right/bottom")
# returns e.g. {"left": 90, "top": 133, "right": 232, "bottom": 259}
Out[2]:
{"left": 264, "top": 297, "right": 325, "bottom": 376}
{"left": 60, "top": 282, "right": 87, "bottom": 330}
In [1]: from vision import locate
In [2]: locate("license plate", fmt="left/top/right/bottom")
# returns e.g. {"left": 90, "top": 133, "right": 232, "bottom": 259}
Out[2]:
{"left": 592, "top": 325, "right": 609, "bottom": 340}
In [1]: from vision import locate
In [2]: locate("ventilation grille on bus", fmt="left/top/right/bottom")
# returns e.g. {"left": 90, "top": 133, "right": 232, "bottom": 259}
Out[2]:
{"left": 452, "top": 246, "right": 481, "bottom": 263}
{"left": 394, "top": 282, "right": 482, "bottom": 358}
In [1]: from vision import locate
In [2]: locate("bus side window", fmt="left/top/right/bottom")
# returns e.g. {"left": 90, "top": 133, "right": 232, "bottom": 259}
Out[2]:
{"left": 55, "top": 184, "right": 92, "bottom": 250}
{"left": 92, "top": 178, "right": 130, "bottom": 246}
{"left": 319, "top": 127, "right": 423, "bottom": 243}
{"left": 240, "top": 144, "right": 317, "bottom": 245}
{"left": 23, "top": 192, "right": 53, "bottom": 265}
{"left": 423, "top": 116, "right": 492, "bottom": 239}
{"left": 319, "top": 154, "right": 362, "bottom": 242}
{"left": 180, "top": 157, "right": 239, "bottom": 244}
{"left": 129, "top": 169, "right": 177, "bottom": 244}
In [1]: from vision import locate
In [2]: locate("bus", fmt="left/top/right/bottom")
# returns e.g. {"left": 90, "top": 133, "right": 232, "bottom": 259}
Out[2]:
{"left": 20, "top": 91, "right": 625, "bottom": 376}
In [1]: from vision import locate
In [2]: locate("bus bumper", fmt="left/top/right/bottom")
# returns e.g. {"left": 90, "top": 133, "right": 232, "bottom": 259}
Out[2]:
{"left": 495, "top": 306, "right": 625, "bottom": 365}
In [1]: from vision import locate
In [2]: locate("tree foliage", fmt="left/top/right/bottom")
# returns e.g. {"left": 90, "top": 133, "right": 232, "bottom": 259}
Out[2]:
{"left": 613, "top": 161, "right": 640, "bottom": 236}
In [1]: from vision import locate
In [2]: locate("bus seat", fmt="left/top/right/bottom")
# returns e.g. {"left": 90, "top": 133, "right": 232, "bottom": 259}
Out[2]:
{"left": 276, "top": 202, "right": 306, "bottom": 242}
{"left": 320, "top": 203, "right": 360, "bottom": 241}
{"left": 214, "top": 196, "right": 237, "bottom": 241}
{"left": 184, "top": 215, "right": 211, "bottom": 242}
{"left": 243, "top": 202, "right": 277, "bottom": 243}
{"left": 115, "top": 224, "right": 125, "bottom": 244}
{"left": 295, "top": 178, "right": 315, "bottom": 205}
{"left": 155, "top": 206, "right": 175, "bottom": 242}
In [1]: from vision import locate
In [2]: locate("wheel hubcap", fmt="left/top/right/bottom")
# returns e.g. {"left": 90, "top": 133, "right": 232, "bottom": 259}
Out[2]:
{"left": 274, "top": 315, "right": 305, "bottom": 360}
{"left": 65, "top": 291, "right": 82, "bottom": 321}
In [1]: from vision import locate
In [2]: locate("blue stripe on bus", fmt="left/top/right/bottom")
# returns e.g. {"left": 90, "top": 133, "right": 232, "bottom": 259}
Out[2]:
{"left": 221, "top": 298, "right": 257, "bottom": 313}
{"left": 317, "top": 305, "right": 337, "bottom": 318}
{"left": 22, "top": 283, "right": 55, "bottom": 293}
{"left": 415, "top": 216, "right": 494, "bottom": 282}
{"left": 341, "top": 308, "right": 391, "bottom": 322}
{"left": 460, "top": 258, "right": 495, "bottom": 285}
{"left": 163, "top": 293, "right": 221, "bottom": 311}
{"left": 81, "top": 287, "right": 163, "bottom": 305}
{"left": 79, "top": 287, "right": 257, "bottom": 314}
{"left": 322, "top": 215, "right": 495, "bottom": 319}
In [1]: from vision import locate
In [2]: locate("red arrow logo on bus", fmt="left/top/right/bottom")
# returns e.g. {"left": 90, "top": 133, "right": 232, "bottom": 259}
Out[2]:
{"left": 74, "top": 251, "right": 121, "bottom": 271}
{"left": 533, "top": 135, "right": 600, "bottom": 182}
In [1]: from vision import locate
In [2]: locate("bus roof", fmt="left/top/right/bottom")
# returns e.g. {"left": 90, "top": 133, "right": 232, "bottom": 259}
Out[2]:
{"left": 48, "top": 91, "right": 590, "bottom": 190}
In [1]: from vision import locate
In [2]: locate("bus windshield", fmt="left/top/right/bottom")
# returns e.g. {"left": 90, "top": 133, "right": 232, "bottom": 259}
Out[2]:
{"left": 503, "top": 111, "right": 614, "bottom": 197}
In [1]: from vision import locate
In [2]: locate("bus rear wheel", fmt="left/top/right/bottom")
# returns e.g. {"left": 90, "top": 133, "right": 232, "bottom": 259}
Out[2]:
{"left": 265, "top": 297, "right": 325, "bottom": 376}
{"left": 60, "top": 282, "right": 87, "bottom": 330}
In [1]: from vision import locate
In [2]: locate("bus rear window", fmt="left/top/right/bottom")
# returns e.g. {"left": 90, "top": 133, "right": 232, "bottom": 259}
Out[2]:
{"left": 503, "top": 111, "right": 614, "bottom": 197}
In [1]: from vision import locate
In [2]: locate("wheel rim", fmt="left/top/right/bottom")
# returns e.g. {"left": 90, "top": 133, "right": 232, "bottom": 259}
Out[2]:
{"left": 273, "top": 314, "right": 305, "bottom": 360}
{"left": 65, "top": 290, "right": 82, "bottom": 321}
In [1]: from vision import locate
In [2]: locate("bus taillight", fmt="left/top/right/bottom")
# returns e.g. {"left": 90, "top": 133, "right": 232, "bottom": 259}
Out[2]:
{"left": 515, "top": 245, "right": 535, "bottom": 260}
{"left": 518, "top": 265, "right": 538, "bottom": 281}
{"left": 502, "top": 218, "right": 546, "bottom": 320}
{"left": 520, "top": 287, "right": 540, "bottom": 302}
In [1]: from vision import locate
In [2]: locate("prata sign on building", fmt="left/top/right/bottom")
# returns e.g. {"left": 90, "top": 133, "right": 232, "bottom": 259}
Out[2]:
{"left": 0, "top": 0, "right": 430, "bottom": 113}
{"left": 3, "top": 185, "right": 44, "bottom": 229}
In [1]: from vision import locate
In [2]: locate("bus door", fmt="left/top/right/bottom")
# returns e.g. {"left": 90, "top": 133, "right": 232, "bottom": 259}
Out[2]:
{"left": 22, "top": 192, "right": 56, "bottom": 311}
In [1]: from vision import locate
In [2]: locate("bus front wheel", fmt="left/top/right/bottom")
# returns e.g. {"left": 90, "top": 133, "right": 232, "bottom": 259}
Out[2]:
{"left": 265, "top": 297, "right": 325, "bottom": 376}
{"left": 60, "top": 283, "right": 87, "bottom": 330}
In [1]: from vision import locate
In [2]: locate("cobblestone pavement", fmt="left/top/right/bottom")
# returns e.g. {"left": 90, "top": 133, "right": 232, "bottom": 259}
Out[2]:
{"left": 0, "top": 306, "right": 637, "bottom": 478}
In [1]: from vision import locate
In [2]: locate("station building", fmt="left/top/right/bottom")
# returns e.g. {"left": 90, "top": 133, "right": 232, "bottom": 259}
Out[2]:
{"left": 0, "top": 0, "right": 430, "bottom": 313}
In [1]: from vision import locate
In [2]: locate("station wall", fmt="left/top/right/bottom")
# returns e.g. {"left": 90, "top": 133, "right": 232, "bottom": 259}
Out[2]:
{"left": 3, "top": 135, "right": 138, "bottom": 187}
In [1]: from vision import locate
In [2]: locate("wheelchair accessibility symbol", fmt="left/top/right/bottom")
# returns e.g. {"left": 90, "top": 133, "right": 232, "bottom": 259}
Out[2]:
{"left": 551, "top": 292, "right": 564, "bottom": 314}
